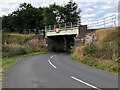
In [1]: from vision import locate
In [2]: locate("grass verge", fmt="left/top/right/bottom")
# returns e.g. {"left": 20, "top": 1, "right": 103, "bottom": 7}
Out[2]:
{"left": 70, "top": 54, "right": 119, "bottom": 74}
{"left": 1, "top": 51, "right": 52, "bottom": 82}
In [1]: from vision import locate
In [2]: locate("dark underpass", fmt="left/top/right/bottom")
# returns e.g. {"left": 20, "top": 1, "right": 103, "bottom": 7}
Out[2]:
{"left": 46, "top": 35, "right": 76, "bottom": 52}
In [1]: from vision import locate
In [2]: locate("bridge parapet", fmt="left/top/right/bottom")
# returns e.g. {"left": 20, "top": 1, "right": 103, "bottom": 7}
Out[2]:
{"left": 45, "top": 22, "right": 80, "bottom": 37}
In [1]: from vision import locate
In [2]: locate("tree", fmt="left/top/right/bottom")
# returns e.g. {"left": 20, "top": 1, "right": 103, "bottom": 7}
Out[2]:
{"left": 43, "top": 3, "right": 59, "bottom": 26}
{"left": 19, "top": 3, "right": 33, "bottom": 10}
{"left": 2, "top": 1, "right": 81, "bottom": 33}
{"left": 2, "top": 3, "right": 44, "bottom": 33}
{"left": 64, "top": 0, "right": 81, "bottom": 24}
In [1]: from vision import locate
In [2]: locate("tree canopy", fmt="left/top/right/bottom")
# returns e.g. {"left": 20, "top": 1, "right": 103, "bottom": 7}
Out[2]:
{"left": 2, "top": 1, "right": 81, "bottom": 33}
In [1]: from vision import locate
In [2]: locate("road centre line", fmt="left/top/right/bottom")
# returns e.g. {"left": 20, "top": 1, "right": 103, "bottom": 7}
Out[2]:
{"left": 50, "top": 55, "right": 56, "bottom": 58}
{"left": 71, "top": 76, "right": 100, "bottom": 90}
{"left": 48, "top": 60, "right": 56, "bottom": 69}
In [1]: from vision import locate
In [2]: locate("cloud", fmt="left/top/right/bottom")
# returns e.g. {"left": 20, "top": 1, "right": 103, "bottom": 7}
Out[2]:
{"left": 101, "top": 5, "right": 114, "bottom": 10}
{"left": 82, "top": 14, "right": 95, "bottom": 18}
{"left": 86, "top": 8, "right": 94, "bottom": 12}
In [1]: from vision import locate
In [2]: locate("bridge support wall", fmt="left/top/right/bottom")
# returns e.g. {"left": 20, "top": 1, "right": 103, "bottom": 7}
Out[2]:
{"left": 74, "top": 25, "right": 87, "bottom": 47}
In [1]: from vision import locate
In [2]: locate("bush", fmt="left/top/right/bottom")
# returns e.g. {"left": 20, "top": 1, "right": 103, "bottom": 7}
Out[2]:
{"left": 115, "top": 57, "right": 120, "bottom": 63}
{"left": 83, "top": 44, "right": 101, "bottom": 58}
{"left": 2, "top": 33, "right": 46, "bottom": 58}
{"left": 82, "top": 41, "right": 118, "bottom": 60}
{"left": 2, "top": 46, "right": 27, "bottom": 57}
{"left": 72, "top": 27, "right": 119, "bottom": 73}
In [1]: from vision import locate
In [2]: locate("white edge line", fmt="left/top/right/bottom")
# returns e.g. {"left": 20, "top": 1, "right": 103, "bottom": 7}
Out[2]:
{"left": 71, "top": 76, "right": 100, "bottom": 89}
{"left": 48, "top": 60, "right": 56, "bottom": 69}
{"left": 50, "top": 55, "right": 56, "bottom": 58}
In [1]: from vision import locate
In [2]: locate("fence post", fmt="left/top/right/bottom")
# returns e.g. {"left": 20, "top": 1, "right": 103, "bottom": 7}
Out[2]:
{"left": 114, "top": 14, "right": 116, "bottom": 27}
{"left": 110, "top": 42, "right": 112, "bottom": 47}
{"left": 65, "top": 23, "right": 66, "bottom": 30}
{"left": 45, "top": 26, "right": 47, "bottom": 32}
{"left": 71, "top": 22, "right": 72, "bottom": 29}
{"left": 104, "top": 18, "right": 105, "bottom": 28}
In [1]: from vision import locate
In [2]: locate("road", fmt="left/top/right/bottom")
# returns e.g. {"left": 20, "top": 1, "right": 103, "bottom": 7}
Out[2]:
{"left": 3, "top": 53, "right": 118, "bottom": 89}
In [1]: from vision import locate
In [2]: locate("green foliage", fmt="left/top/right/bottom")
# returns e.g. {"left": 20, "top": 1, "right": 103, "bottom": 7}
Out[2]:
{"left": 71, "top": 28, "right": 119, "bottom": 73}
{"left": 2, "top": 1, "right": 81, "bottom": 33}
{"left": 64, "top": 1, "right": 81, "bottom": 24}
{"left": 2, "top": 46, "right": 27, "bottom": 57}
{"left": 43, "top": 4, "right": 59, "bottom": 26}
{"left": 83, "top": 42, "right": 118, "bottom": 60}
{"left": 82, "top": 30, "right": 118, "bottom": 60}
{"left": 70, "top": 54, "right": 78, "bottom": 61}
{"left": 115, "top": 57, "right": 120, "bottom": 62}
{"left": 71, "top": 55, "right": 120, "bottom": 73}
{"left": 83, "top": 44, "right": 100, "bottom": 57}
{"left": 2, "top": 33, "right": 46, "bottom": 58}
{"left": 103, "top": 30, "right": 118, "bottom": 43}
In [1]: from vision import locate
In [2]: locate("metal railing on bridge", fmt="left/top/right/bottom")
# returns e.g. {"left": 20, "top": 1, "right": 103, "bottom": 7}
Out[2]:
{"left": 45, "top": 22, "right": 81, "bottom": 32}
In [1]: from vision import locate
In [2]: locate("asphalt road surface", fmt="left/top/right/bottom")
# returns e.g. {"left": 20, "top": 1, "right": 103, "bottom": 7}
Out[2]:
{"left": 3, "top": 53, "right": 118, "bottom": 89}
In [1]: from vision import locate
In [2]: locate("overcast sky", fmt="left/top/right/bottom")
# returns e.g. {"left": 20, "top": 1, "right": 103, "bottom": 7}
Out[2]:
{"left": 0, "top": 0, "right": 119, "bottom": 25}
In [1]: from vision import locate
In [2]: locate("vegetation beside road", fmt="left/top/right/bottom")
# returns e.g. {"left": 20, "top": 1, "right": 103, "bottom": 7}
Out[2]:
{"left": 71, "top": 27, "right": 119, "bottom": 74}
{"left": 2, "top": 33, "right": 46, "bottom": 58}
{"left": 1, "top": 33, "right": 51, "bottom": 82}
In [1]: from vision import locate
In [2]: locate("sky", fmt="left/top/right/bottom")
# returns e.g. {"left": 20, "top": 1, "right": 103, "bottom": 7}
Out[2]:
{"left": 0, "top": 0, "right": 119, "bottom": 26}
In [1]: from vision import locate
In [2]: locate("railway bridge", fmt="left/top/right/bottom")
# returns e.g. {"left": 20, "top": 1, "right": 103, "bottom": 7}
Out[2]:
{"left": 44, "top": 23, "right": 87, "bottom": 52}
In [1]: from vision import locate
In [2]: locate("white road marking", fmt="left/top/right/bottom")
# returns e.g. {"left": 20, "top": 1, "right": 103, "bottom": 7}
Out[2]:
{"left": 48, "top": 60, "right": 56, "bottom": 69}
{"left": 71, "top": 76, "right": 100, "bottom": 90}
{"left": 50, "top": 55, "right": 56, "bottom": 58}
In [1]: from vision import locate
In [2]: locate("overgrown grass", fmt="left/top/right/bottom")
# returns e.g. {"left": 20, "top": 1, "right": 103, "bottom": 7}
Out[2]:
{"left": 72, "top": 27, "right": 119, "bottom": 74}
{"left": 71, "top": 54, "right": 119, "bottom": 74}
{"left": 2, "top": 33, "right": 46, "bottom": 58}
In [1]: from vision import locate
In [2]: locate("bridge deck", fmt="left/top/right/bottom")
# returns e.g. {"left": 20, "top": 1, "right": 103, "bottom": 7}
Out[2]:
{"left": 46, "top": 27, "right": 78, "bottom": 37}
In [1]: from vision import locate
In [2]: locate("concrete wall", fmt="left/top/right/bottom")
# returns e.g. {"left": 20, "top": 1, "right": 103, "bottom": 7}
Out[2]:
{"left": 74, "top": 25, "right": 87, "bottom": 47}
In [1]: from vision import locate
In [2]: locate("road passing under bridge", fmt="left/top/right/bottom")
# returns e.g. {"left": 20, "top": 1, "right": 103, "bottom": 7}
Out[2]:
{"left": 3, "top": 53, "right": 118, "bottom": 88}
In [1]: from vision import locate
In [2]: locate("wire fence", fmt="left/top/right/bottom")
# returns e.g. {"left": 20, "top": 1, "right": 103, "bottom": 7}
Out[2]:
{"left": 87, "top": 14, "right": 117, "bottom": 29}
